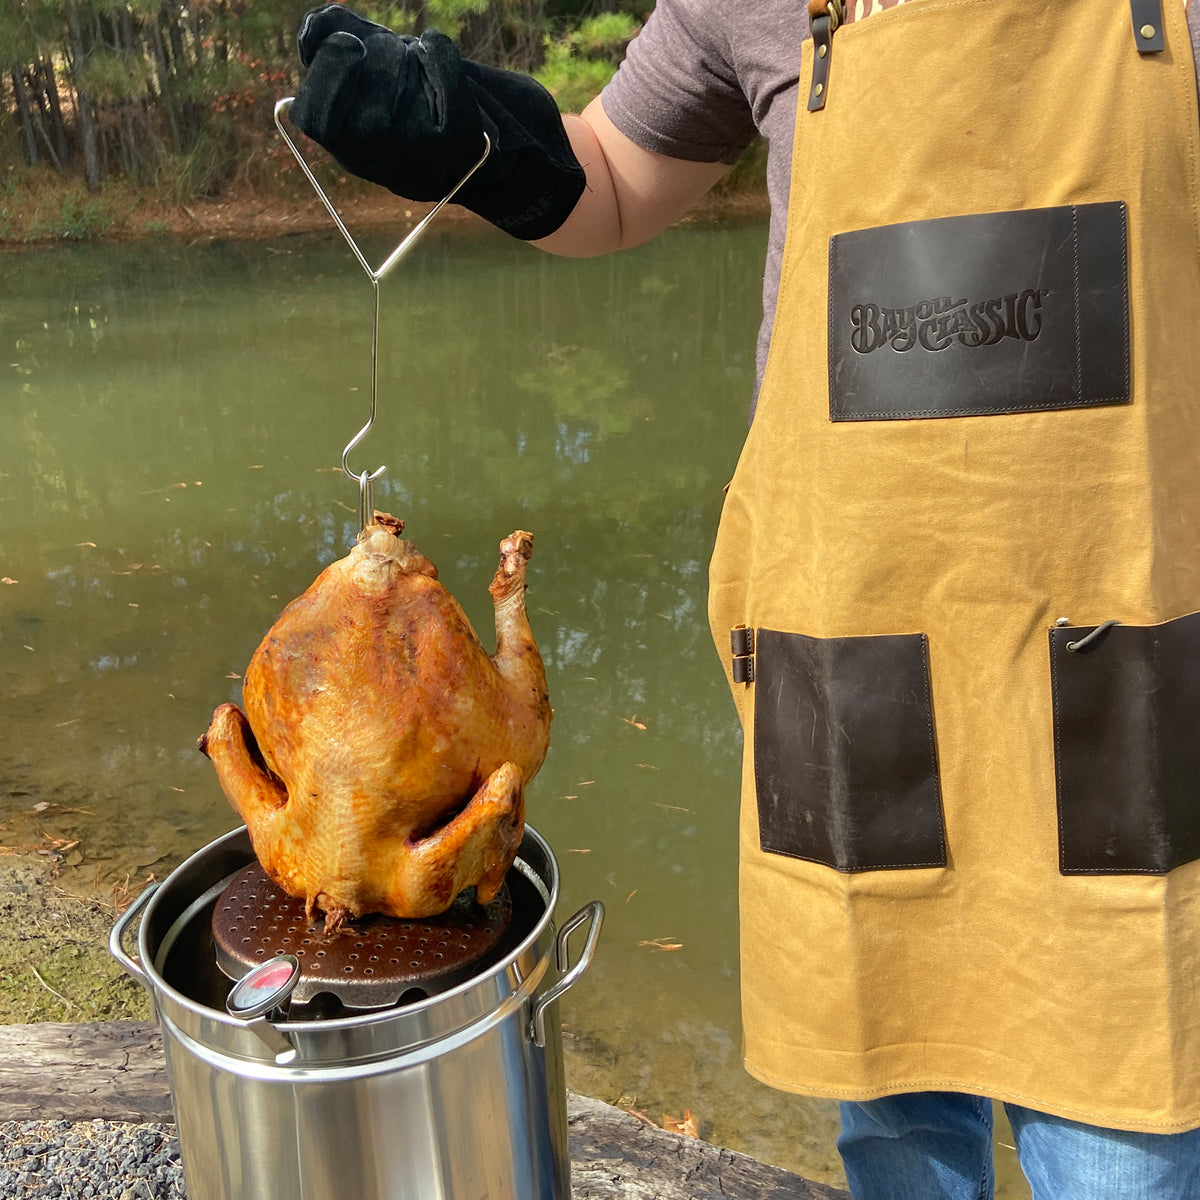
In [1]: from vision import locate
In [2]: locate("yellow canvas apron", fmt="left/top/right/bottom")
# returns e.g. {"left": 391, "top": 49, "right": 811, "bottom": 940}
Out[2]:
{"left": 709, "top": 0, "right": 1200, "bottom": 1131}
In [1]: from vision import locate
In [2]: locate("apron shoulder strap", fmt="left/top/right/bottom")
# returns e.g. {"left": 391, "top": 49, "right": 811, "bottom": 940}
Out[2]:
{"left": 1131, "top": 0, "right": 1166, "bottom": 52}
{"left": 806, "top": 0, "right": 1168, "bottom": 115}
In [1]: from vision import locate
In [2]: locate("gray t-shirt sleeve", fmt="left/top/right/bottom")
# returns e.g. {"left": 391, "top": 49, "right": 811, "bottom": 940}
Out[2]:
{"left": 600, "top": 0, "right": 758, "bottom": 164}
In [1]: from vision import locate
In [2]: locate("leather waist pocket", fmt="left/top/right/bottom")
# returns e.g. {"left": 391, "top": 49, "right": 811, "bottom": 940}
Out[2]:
{"left": 1050, "top": 611, "right": 1200, "bottom": 874}
{"left": 753, "top": 628, "right": 946, "bottom": 871}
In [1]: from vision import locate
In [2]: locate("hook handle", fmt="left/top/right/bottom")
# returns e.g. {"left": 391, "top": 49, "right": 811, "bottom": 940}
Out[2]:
{"left": 272, "top": 98, "right": 492, "bottom": 532}
{"left": 273, "top": 99, "right": 491, "bottom": 285}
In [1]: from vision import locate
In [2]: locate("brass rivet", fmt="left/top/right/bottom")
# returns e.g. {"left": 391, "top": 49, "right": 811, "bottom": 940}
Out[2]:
{"left": 1140, "top": 23, "right": 1156, "bottom": 38}
{"left": 814, "top": 82, "right": 824, "bottom": 96}
{"left": 818, "top": 43, "right": 828, "bottom": 57}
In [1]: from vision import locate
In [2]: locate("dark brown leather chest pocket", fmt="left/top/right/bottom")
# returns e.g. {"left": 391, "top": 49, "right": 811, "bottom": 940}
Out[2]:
{"left": 1050, "top": 611, "right": 1200, "bottom": 874}
{"left": 753, "top": 628, "right": 946, "bottom": 871}
{"left": 828, "top": 202, "right": 1129, "bottom": 420}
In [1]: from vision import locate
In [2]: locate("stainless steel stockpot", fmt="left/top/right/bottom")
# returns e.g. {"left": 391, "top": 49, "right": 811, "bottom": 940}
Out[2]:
{"left": 111, "top": 824, "right": 602, "bottom": 1200}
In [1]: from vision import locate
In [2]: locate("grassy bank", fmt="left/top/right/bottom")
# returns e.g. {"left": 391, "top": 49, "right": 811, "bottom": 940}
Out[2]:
{"left": 0, "top": 852, "right": 150, "bottom": 1024}
{"left": 1, "top": 150, "right": 768, "bottom": 248}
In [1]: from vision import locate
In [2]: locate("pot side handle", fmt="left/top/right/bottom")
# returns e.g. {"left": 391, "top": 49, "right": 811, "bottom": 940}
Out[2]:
{"left": 108, "top": 881, "right": 161, "bottom": 990}
{"left": 529, "top": 900, "right": 604, "bottom": 1047}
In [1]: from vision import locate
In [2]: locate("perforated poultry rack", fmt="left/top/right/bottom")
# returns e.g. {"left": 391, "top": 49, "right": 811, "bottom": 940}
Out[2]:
{"left": 211, "top": 860, "right": 516, "bottom": 1014}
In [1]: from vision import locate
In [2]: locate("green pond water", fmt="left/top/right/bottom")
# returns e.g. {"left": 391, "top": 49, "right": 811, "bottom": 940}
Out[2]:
{"left": 0, "top": 220, "right": 1029, "bottom": 1195}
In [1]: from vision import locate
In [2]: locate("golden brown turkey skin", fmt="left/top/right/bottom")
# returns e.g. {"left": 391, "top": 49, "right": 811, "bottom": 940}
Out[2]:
{"left": 198, "top": 515, "right": 550, "bottom": 929}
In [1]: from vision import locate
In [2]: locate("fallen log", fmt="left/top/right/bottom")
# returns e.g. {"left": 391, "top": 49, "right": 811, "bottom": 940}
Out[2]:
{"left": 566, "top": 1092, "right": 848, "bottom": 1199}
{"left": 0, "top": 1020, "right": 848, "bottom": 1199}
{"left": 0, "top": 1020, "right": 166, "bottom": 1123}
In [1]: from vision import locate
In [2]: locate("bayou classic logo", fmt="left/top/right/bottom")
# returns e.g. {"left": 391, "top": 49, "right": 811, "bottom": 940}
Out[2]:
{"left": 849, "top": 289, "right": 1047, "bottom": 354}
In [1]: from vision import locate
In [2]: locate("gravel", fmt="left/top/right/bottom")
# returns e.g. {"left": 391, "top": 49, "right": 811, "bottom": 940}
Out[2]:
{"left": 0, "top": 1120, "right": 185, "bottom": 1199}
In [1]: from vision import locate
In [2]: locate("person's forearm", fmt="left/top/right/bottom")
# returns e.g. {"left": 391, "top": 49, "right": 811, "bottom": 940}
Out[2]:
{"left": 533, "top": 111, "right": 623, "bottom": 257}
{"left": 534, "top": 97, "right": 731, "bottom": 258}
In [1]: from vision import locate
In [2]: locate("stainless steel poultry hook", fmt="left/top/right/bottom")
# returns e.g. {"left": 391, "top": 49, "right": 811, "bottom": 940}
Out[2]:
{"left": 273, "top": 98, "right": 491, "bottom": 534}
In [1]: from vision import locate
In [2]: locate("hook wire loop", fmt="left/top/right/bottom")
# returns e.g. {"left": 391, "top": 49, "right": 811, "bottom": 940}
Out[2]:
{"left": 272, "top": 98, "right": 491, "bottom": 523}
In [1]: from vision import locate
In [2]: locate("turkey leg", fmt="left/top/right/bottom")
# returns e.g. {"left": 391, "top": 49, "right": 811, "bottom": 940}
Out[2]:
{"left": 380, "top": 761, "right": 526, "bottom": 926}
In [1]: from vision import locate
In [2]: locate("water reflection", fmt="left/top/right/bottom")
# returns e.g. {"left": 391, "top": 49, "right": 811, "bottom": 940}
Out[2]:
{"left": 0, "top": 225, "right": 1028, "bottom": 1196}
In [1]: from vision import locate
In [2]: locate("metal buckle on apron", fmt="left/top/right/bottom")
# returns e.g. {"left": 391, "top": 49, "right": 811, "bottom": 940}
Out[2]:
{"left": 1130, "top": 0, "right": 1165, "bottom": 52}
{"left": 730, "top": 625, "right": 755, "bottom": 684}
{"left": 807, "top": 0, "right": 844, "bottom": 112}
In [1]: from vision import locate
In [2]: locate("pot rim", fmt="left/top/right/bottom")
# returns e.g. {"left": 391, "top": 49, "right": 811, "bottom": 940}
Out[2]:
{"left": 131, "top": 823, "right": 560, "bottom": 1037}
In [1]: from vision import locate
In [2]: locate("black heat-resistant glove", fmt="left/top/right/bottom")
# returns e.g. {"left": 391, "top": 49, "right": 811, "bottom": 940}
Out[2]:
{"left": 291, "top": 4, "right": 586, "bottom": 241}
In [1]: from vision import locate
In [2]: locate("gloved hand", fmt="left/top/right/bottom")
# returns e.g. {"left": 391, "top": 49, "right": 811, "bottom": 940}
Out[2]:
{"left": 291, "top": 4, "right": 586, "bottom": 241}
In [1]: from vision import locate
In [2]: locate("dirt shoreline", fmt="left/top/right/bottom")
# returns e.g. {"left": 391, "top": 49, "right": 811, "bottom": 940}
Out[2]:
{"left": 0, "top": 179, "right": 768, "bottom": 249}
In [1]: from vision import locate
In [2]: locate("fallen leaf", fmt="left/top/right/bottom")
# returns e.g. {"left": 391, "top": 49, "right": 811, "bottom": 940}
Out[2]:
{"left": 111, "top": 876, "right": 137, "bottom": 912}
{"left": 43, "top": 837, "right": 81, "bottom": 853}
{"left": 638, "top": 937, "right": 683, "bottom": 952}
{"left": 653, "top": 802, "right": 692, "bottom": 814}
{"left": 562, "top": 794, "right": 578, "bottom": 800}
{"left": 77, "top": 542, "right": 97, "bottom": 548}
{"left": 625, "top": 889, "right": 638, "bottom": 903}
{"left": 567, "top": 848, "right": 592, "bottom": 855}
{"left": 225, "top": 672, "right": 241, "bottom": 680}
{"left": 636, "top": 763, "right": 659, "bottom": 771}
{"left": 1, "top": 577, "right": 17, "bottom": 585}
{"left": 622, "top": 715, "right": 648, "bottom": 730}
{"left": 615, "top": 1097, "right": 658, "bottom": 1128}
{"left": 578, "top": 780, "right": 595, "bottom": 786}
{"left": 111, "top": 563, "right": 164, "bottom": 576}
{"left": 663, "top": 1110, "right": 700, "bottom": 1138}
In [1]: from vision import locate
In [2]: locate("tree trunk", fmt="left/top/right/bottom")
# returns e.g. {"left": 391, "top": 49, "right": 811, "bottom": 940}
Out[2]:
{"left": 150, "top": 18, "right": 181, "bottom": 152}
{"left": 67, "top": 2, "right": 102, "bottom": 190}
{"left": 25, "top": 68, "right": 64, "bottom": 171}
{"left": 191, "top": 9, "right": 204, "bottom": 64}
{"left": 9, "top": 68, "right": 39, "bottom": 166}
{"left": 214, "top": 0, "right": 228, "bottom": 62}
{"left": 168, "top": 7, "right": 185, "bottom": 68}
{"left": 40, "top": 59, "right": 72, "bottom": 167}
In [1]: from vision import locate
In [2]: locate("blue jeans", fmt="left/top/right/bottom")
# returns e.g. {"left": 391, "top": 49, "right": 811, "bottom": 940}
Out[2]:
{"left": 837, "top": 1092, "right": 1200, "bottom": 1200}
